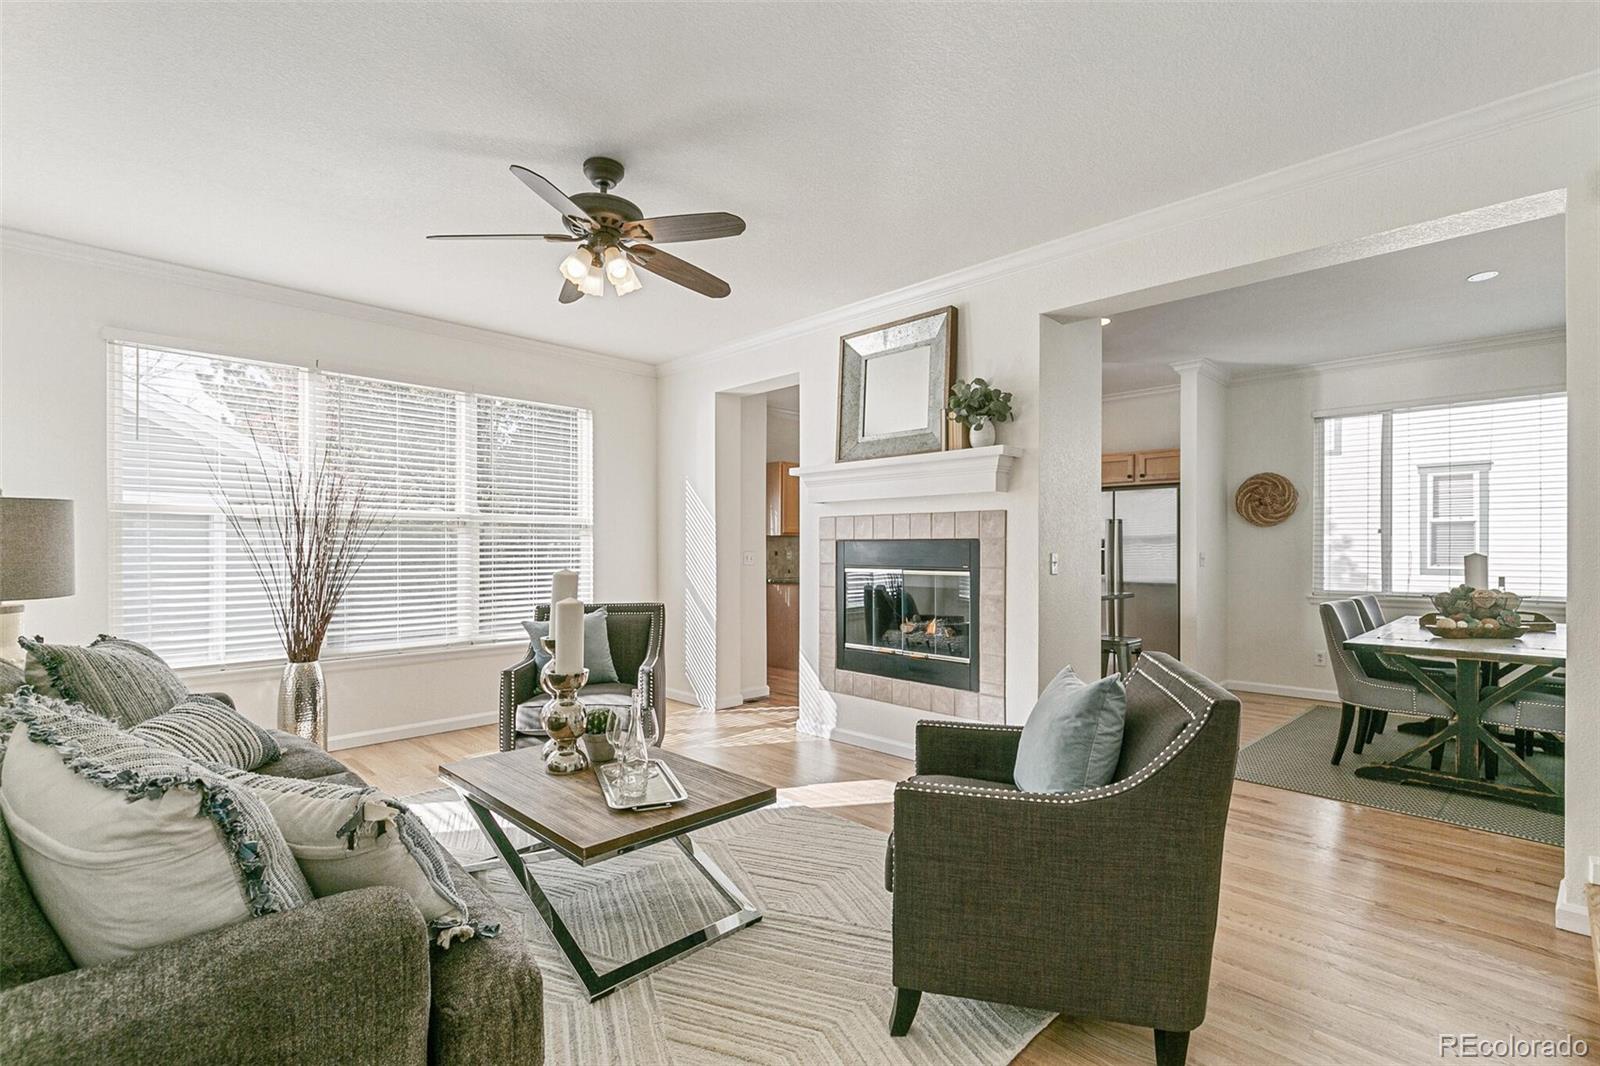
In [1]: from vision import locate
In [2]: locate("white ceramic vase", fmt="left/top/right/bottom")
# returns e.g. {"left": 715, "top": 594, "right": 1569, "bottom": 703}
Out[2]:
{"left": 969, "top": 420, "right": 997, "bottom": 448}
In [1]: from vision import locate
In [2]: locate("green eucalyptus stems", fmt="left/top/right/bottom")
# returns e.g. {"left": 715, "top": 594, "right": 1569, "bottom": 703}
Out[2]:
{"left": 948, "top": 378, "right": 1015, "bottom": 430}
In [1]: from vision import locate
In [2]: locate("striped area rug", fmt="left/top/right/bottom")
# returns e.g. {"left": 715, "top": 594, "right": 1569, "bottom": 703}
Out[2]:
{"left": 405, "top": 789, "right": 1053, "bottom": 1066}
{"left": 1234, "top": 705, "right": 1563, "bottom": 845}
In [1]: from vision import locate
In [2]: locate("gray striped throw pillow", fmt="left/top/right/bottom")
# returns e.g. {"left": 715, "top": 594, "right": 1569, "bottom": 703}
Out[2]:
{"left": 19, "top": 634, "right": 189, "bottom": 728}
{"left": 131, "top": 695, "right": 280, "bottom": 771}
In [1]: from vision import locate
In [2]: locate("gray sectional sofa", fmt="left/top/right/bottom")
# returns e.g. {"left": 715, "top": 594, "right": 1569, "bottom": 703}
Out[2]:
{"left": 0, "top": 699, "right": 544, "bottom": 1066}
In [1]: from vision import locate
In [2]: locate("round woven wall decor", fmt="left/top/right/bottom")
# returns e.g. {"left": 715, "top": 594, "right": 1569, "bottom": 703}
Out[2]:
{"left": 1235, "top": 472, "right": 1298, "bottom": 527}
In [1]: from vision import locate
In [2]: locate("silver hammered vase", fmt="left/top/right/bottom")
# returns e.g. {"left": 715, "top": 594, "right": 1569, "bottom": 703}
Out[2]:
{"left": 278, "top": 660, "right": 328, "bottom": 748}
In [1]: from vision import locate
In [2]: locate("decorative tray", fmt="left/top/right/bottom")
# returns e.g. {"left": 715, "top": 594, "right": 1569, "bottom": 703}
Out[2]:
{"left": 597, "top": 759, "right": 688, "bottom": 811}
{"left": 1419, "top": 610, "right": 1555, "bottom": 639}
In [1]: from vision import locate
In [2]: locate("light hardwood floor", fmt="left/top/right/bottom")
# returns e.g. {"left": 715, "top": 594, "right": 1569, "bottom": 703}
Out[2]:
{"left": 341, "top": 691, "right": 1599, "bottom": 1065}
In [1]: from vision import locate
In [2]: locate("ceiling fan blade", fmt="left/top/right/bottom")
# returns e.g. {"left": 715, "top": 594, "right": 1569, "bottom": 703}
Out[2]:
{"left": 623, "top": 212, "right": 746, "bottom": 244}
{"left": 510, "top": 165, "right": 593, "bottom": 232}
{"left": 627, "top": 244, "right": 731, "bottom": 298}
{"left": 558, "top": 279, "right": 584, "bottom": 304}
{"left": 426, "top": 233, "right": 579, "bottom": 242}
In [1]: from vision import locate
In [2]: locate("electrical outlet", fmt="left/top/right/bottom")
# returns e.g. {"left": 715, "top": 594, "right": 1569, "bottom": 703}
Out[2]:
{"left": 742, "top": 551, "right": 756, "bottom": 566}
{"left": 1313, "top": 650, "right": 1328, "bottom": 668}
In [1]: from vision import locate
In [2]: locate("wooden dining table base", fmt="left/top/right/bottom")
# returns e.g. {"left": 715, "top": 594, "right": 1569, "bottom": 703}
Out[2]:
{"left": 1352, "top": 655, "right": 1563, "bottom": 814}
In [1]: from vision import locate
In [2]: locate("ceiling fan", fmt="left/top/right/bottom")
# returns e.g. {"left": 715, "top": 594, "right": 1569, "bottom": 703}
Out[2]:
{"left": 427, "top": 156, "right": 745, "bottom": 302}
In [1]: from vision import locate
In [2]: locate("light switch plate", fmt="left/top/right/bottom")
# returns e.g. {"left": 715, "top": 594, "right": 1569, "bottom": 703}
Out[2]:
{"left": 742, "top": 551, "right": 756, "bottom": 566}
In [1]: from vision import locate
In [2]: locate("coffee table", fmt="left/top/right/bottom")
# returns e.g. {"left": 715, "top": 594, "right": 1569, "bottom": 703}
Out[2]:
{"left": 439, "top": 747, "right": 776, "bottom": 1001}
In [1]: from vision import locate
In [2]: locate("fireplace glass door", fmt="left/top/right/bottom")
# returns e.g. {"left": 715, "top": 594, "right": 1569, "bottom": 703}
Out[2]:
{"left": 844, "top": 568, "right": 972, "bottom": 662}
{"left": 836, "top": 538, "right": 980, "bottom": 691}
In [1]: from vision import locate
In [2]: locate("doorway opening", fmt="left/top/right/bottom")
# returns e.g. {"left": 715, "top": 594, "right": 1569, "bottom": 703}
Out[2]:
{"left": 760, "top": 386, "right": 801, "bottom": 703}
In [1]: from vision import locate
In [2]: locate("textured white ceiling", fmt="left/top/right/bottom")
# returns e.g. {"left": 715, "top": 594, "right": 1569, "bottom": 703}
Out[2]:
{"left": 3, "top": 3, "right": 1594, "bottom": 364}
{"left": 1100, "top": 215, "right": 1565, "bottom": 394}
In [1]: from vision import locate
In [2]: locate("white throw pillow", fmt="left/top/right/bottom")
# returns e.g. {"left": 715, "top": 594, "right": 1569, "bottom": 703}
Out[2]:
{"left": 0, "top": 695, "right": 311, "bottom": 966}
{"left": 212, "top": 768, "right": 495, "bottom": 948}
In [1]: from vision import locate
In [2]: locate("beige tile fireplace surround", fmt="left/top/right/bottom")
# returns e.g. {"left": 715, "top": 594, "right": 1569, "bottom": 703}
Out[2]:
{"left": 818, "top": 509, "right": 1007, "bottom": 723}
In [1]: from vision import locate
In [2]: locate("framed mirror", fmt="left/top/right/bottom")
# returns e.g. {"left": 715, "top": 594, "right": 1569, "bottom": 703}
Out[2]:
{"left": 837, "top": 306, "right": 956, "bottom": 462}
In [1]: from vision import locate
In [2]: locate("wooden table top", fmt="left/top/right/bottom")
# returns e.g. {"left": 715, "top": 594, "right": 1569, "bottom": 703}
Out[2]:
{"left": 1344, "top": 615, "right": 1567, "bottom": 666}
{"left": 438, "top": 748, "right": 777, "bottom": 865}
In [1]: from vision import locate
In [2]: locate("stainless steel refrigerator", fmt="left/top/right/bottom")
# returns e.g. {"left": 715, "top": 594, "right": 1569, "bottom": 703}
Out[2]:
{"left": 1101, "top": 485, "right": 1179, "bottom": 660}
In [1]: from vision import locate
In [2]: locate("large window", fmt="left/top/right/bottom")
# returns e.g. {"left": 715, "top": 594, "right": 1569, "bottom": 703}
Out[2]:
{"left": 109, "top": 341, "right": 593, "bottom": 667}
{"left": 1313, "top": 391, "right": 1566, "bottom": 601}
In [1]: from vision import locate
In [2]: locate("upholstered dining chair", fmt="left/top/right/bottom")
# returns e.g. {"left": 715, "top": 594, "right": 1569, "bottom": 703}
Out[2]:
{"left": 886, "top": 653, "right": 1239, "bottom": 1066}
{"left": 1353, "top": 593, "right": 1386, "bottom": 631}
{"left": 498, "top": 602, "right": 665, "bottom": 752}
{"left": 1320, "top": 599, "right": 1453, "bottom": 765}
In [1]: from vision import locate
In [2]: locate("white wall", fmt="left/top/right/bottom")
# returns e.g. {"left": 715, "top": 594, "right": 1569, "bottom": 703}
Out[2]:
{"left": 1038, "top": 317, "right": 1104, "bottom": 688}
{"left": 1223, "top": 333, "right": 1568, "bottom": 699}
{"left": 1103, "top": 387, "right": 1180, "bottom": 452}
{"left": 739, "top": 395, "right": 768, "bottom": 698}
{"left": 766, "top": 407, "right": 800, "bottom": 462}
{"left": 0, "top": 237, "right": 659, "bottom": 748}
{"left": 656, "top": 83, "right": 1599, "bottom": 928}
{"left": 1178, "top": 361, "right": 1230, "bottom": 679}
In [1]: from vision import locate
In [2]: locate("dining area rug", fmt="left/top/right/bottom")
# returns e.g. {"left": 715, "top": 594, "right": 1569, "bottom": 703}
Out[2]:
{"left": 402, "top": 790, "right": 1053, "bottom": 1066}
{"left": 1234, "top": 705, "right": 1563, "bottom": 845}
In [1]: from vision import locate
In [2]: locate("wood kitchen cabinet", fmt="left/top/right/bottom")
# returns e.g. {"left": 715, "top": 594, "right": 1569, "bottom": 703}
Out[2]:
{"left": 767, "top": 582, "right": 799, "bottom": 671}
{"left": 766, "top": 461, "right": 799, "bottom": 535}
{"left": 1102, "top": 449, "right": 1179, "bottom": 486}
{"left": 1101, "top": 452, "right": 1137, "bottom": 485}
{"left": 1136, "top": 449, "right": 1180, "bottom": 484}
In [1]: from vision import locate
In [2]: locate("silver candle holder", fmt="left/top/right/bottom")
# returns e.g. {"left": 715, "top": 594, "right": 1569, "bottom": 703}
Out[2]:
{"left": 538, "top": 635, "right": 590, "bottom": 774}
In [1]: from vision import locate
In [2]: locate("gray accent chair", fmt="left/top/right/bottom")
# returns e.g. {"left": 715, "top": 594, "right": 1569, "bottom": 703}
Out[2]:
{"left": 0, "top": 694, "right": 544, "bottom": 1066}
{"left": 1320, "top": 599, "right": 1453, "bottom": 766}
{"left": 500, "top": 602, "right": 664, "bottom": 751}
{"left": 885, "top": 652, "right": 1240, "bottom": 1066}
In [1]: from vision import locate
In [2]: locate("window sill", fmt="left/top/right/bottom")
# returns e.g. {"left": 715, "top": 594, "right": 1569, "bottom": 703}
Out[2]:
{"left": 174, "top": 639, "right": 527, "bottom": 681}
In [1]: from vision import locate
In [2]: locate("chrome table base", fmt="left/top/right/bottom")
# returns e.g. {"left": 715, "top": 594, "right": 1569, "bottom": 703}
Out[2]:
{"left": 455, "top": 790, "right": 762, "bottom": 1002}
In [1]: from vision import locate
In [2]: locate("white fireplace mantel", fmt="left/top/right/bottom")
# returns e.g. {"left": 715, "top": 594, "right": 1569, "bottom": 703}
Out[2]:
{"left": 792, "top": 445, "right": 1021, "bottom": 503}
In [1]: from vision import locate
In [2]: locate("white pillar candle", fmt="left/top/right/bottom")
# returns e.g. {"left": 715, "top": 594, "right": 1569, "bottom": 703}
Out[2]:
{"left": 1464, "top": 552, "right": 1489, "bottom": 589}
{"left": 552, "top": 597, "right": 585, "bottom": 675}
{"left": 551, "top": 569, "right": 578, "bottom": 611}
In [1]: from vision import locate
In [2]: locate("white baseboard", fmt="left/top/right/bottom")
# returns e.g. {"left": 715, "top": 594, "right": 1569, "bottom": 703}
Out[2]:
{"left": 741, "top": 685, "right": 770, "bottom": 701}
{"left": 666, "top": 686, "right": 703, "bottom": 707}
{"left": 328, "top": 711, "right": 496, "bottom": 751}
{"left": 1223, "top": 679, "right": 1339, "bottom": 703}
{"left": 827, "top": 726, "right": 915, "bottom": 762}
{"left": 1555, "top": 877, "right": 1593, "bottom": 936}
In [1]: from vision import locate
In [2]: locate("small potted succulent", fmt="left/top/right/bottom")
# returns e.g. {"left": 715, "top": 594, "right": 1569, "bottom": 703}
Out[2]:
{"left": 948, "top": 378, "right": 1015, "bottom": 448}
{"left": 581, "top": 707, "right": 615, "bottom": 764}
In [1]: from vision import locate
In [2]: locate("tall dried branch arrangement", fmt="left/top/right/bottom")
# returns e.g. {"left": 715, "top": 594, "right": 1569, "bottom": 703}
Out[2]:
{"left": 217, "top": 431, "right": 385, "bottom": 663}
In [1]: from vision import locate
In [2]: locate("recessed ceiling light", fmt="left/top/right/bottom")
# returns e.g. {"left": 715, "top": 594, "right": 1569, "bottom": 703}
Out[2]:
{"left": 1466, "top": 270, "right": 1500, "bottom": 283}
{"left": 1100, "top": 317, "right": 1112, "bottom": 326}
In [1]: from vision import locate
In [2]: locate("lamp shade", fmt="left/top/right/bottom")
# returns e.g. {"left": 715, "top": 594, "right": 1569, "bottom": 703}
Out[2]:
{"left": 0, "top": 497, "right": 75, "bottom": 601}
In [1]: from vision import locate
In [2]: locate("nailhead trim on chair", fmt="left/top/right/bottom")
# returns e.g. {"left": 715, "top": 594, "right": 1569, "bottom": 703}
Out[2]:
{"left": 916, "top": 721, "right": 1022, "bottom": 733}
{"left": 898, "top": 660, "right": 1220, "bottom": 806}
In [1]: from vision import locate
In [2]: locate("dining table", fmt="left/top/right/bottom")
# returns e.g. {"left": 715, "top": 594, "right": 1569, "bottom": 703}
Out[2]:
{"left": 1342, "top": 615, "right": 1565, "bottom": 814}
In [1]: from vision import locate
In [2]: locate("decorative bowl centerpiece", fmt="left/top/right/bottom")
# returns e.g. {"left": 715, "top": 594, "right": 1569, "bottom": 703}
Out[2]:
{"left": 1420, "top": 585, "right": 1552, "bottom": 639}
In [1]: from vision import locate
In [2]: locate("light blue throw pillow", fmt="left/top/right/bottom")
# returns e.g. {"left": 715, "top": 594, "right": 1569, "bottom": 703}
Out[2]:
{"left": 1013, "top": 666, "right": 1127, "bottom": 793}
{"left": 521, "top": 607, "right": 620, "bottom": 685}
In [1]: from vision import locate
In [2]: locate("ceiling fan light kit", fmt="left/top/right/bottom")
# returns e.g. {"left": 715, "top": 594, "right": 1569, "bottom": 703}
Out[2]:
{"left": 427, "top": 155, "right": 745, "bottom": 303}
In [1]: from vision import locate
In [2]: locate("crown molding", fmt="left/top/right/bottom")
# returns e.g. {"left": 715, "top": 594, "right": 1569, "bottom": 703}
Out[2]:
{"left": 659, "top": 71, "right": 1599, "bottom": 380}
{"left": 0, "top": 228, "right": 659, "bottom": 380}
{"left": 1103, "top": 383, "right": 1181, "bottom": 401}
{"left": 1227, "top": 326, "right": 1566, "bottom": 386}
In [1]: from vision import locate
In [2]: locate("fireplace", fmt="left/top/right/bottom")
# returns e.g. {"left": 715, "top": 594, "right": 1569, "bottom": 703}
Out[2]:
{"left": 836, "top": 538, "right": 979, "bottom": 691}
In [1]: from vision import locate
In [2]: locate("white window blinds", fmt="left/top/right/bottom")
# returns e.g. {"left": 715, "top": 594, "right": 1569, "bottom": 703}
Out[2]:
{"left": 109, "top": 341, "right": 594, "bottom": 667}
{"left": 1312, "top": 391, "right": 1566, "bottom": 601}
